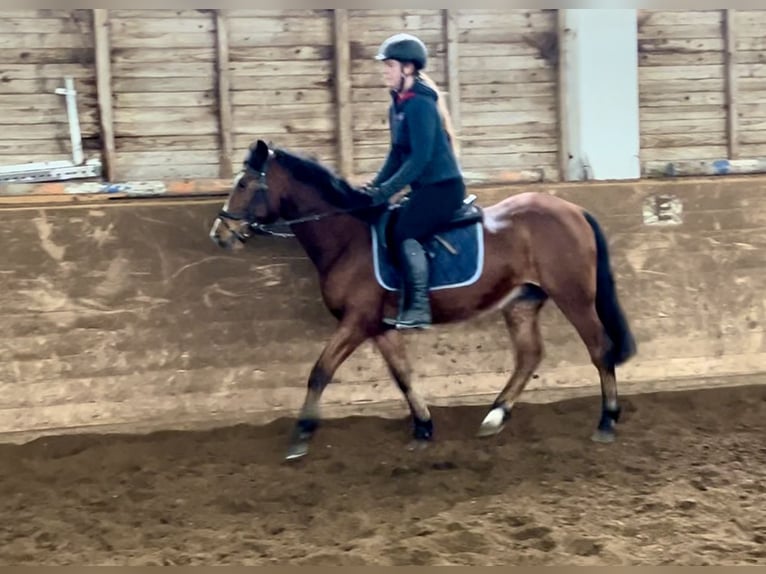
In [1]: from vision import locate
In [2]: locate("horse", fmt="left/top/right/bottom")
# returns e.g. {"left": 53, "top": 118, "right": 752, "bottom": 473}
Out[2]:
{"left": 209, "top": 139, "right": 637, "bottom": 461}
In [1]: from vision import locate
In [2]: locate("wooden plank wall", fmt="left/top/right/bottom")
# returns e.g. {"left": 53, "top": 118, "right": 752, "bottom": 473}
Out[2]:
{"left": 229, "top": 9, "right": 338, "bottom": 174}
{"left": 456, "top": 9, "right": 560, "bottom": 181}
{"left": 0, "top": 10, "right": 99, "bottom": 165}
{"left": 6, "top": 9, "right": 766, "bottom": 181}
{"left": 348, "top": 9, "right": 446, "bottom": 178}
{"left": 637, "top": 10, "right": 729, "bottom": 163}
{"left": 109, "top": 9, "right": 220, "bottom": 180}
{"left": 735, "top": 10, "right": 766, "bottom": 159}
{"left": 346, "top": 9, "right": 559, "bottom": 182}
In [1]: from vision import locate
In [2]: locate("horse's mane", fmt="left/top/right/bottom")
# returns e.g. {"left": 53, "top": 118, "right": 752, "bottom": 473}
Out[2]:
{"left": 271, "top": 146, "right": 373, "bottom": 211}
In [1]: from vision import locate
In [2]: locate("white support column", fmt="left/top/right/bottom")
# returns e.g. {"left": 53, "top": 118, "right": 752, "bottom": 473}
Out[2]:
{"left": 560, "top": 9, "right": 640, "bottom": 181}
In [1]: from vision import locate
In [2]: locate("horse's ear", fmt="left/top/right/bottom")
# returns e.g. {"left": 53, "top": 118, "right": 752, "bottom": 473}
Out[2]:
{"left": 247, "top": 139, "right": 270, "bottom": 171}
{"left": 254, "top": 139, "right": 271, "bottom": 164}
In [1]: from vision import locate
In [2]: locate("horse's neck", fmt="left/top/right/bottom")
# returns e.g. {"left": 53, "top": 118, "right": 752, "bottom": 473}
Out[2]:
{"left": 289, "top": 210, "right": 367, "bottom": 275}
{"left": 285, "top": 182, "right": 368, "bottom": 273}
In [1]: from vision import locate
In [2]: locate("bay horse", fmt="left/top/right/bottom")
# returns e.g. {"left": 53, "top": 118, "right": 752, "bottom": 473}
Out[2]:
{"left": 209, "top": 139, "right": 637, "bottom": 461}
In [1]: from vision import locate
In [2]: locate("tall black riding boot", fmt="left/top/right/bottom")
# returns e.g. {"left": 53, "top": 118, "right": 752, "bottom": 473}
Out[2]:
{"left": 394, "top": 238, "right": 432, "bottom": 329}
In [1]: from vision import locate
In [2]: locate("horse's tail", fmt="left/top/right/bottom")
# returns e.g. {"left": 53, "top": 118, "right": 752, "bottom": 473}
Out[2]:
{"left": 582, "top": 210, "right": 637, "bottom": 367}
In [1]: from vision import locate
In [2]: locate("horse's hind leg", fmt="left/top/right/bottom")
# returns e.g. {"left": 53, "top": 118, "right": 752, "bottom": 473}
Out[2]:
{"left": 374, "top": 329, "right": 433, "bottom": 448}
{"left": 286, "top": 315, "right": 369, "bottom": 461}
{"left": 478, "top": 284, "right": 547, "bottom": 437}
{"left": 554, "top": 297, "right": 621, "bottom": 444}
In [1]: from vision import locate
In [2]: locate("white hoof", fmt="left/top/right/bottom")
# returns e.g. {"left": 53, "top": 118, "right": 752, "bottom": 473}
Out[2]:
{"left": 478, "top": 407, "right": 507, "bottom": 437}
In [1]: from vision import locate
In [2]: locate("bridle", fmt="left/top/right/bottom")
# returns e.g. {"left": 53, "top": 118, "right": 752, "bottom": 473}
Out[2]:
{"left": 216, "top": 164, "right": 271, "bottom": 242}
{"left": 215, "top": 152, "right": 380, "bottom": 241}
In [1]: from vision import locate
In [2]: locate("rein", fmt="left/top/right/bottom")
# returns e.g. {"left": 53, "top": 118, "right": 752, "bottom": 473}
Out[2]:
{"left": 249, "top": 205, "right": 371, "bottom": 238}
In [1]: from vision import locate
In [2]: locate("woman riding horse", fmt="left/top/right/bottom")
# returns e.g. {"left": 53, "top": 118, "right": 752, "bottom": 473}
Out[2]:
{"left": 361, "top": 33, "right": 466, "bottom": 330}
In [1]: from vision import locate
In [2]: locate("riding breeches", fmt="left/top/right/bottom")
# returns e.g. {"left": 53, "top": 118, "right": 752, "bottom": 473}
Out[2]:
{"left": 390, "top": 177, "right": 466, "bottom": 247}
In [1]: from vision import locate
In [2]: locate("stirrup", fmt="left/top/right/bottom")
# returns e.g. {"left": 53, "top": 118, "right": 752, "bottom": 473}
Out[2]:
{"left": 393, "top": 307, "right": 432, "bottom": 329}
{"left": 395, "top": 319, "right": 431, "bottom": 330}
{"left": 382, "top": 308, "right": 432, "bottom": 329}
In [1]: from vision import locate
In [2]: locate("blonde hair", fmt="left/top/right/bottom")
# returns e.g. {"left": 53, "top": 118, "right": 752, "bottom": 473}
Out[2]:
{"left": 418, "top": 71, "right": 460, "bottom": 158}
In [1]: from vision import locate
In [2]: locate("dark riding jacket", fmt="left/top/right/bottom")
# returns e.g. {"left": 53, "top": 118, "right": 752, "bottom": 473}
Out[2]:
{"left": 371, "top": 79, "right": 462, "bottom": 198}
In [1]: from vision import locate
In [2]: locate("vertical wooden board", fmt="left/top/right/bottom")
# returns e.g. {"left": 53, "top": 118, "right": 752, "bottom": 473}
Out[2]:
{"left": 638, "top": 9, "right": 729, "bottom": 164}
{"left": 93, "top": 9, "right": 116, "bottom": 181}
{"left": 556, "top": 9, "right": 569, "bottom": 181}
{"left": 723, "top": 10, "right": 739, "bottom": 159}
{"left": 215, "top": 10, "right": 233, "bottom": 179}
{"left": 444, "top": 9, "right": 461, "bottom": 158}
{"left": 333, "top": 9, "right": 353, "bottom": 178}
{"left": 0, "top": 9, "right": 99, "bottom": 166}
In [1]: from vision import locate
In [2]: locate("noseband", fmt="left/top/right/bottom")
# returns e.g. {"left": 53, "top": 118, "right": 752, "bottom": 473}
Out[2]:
{"left": 216, "top": 163, "right": 270, "bottom": 242}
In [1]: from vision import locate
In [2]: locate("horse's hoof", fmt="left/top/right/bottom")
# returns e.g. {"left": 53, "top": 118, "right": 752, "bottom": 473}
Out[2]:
{"left": 413, "top": 418, "right": 434, "bottom": 442}
{"left": 477, "top": 424, "right": 504, "bottom": 438}
{"left": 285, "top": 441, "right": 310, "bottom": 461}
{"left": 591, "top": 429, "right": 616, "bottom": 444}
{"left": 477, "top": 407, "right": 506, "bottom": 437}
{"left": 407, "top": 439, "right": 430, "bottom": 452}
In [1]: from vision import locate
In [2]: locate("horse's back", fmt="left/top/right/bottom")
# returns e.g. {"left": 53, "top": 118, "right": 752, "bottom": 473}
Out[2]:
{"left": 481, "top": 190, "right": 587, "bottom": 235}
{"left": 487, "top": 190, "right": 581, "bottom": 214}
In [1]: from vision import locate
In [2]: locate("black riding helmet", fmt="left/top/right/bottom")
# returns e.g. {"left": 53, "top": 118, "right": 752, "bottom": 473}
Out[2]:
{"left": 375, "top": 33, "right": 428, "bottom": 70}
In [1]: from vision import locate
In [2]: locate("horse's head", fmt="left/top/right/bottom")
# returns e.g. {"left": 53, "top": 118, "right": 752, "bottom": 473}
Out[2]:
{"left": 210, "top": 139, "right": 377, "bottom": 249}
{"left": 209, "top": 139, "right": 283, "bottom": 250}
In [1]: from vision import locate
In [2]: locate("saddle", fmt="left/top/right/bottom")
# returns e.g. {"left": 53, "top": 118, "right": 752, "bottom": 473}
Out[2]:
{"left": 375, "top": 194, "right": 484, "bottom": 254}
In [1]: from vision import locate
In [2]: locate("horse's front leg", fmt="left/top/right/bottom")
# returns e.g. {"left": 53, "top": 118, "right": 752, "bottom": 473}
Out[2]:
{"left": 285, "top": 315, "right": 370, "bottom": 461}
{"left": 374, "top": 329, "right": 433, "bottom": 448}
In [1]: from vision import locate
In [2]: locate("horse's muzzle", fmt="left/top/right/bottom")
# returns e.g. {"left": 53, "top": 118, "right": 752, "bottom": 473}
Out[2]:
{"left": 209, "top": 217, "right": 248, "bottom": 250}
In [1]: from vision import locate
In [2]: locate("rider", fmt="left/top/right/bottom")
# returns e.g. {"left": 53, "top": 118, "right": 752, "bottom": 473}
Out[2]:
{"left": 362, "top": 33, "right": 466, "bottom": 329}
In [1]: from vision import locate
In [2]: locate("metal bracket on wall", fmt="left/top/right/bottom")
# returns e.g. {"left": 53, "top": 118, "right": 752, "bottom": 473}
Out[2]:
{"left": 642, "top": 194, "right": 683, "bottom": 226}
{"left": 0, "top": 77, "right": 102, "bottom": 184}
